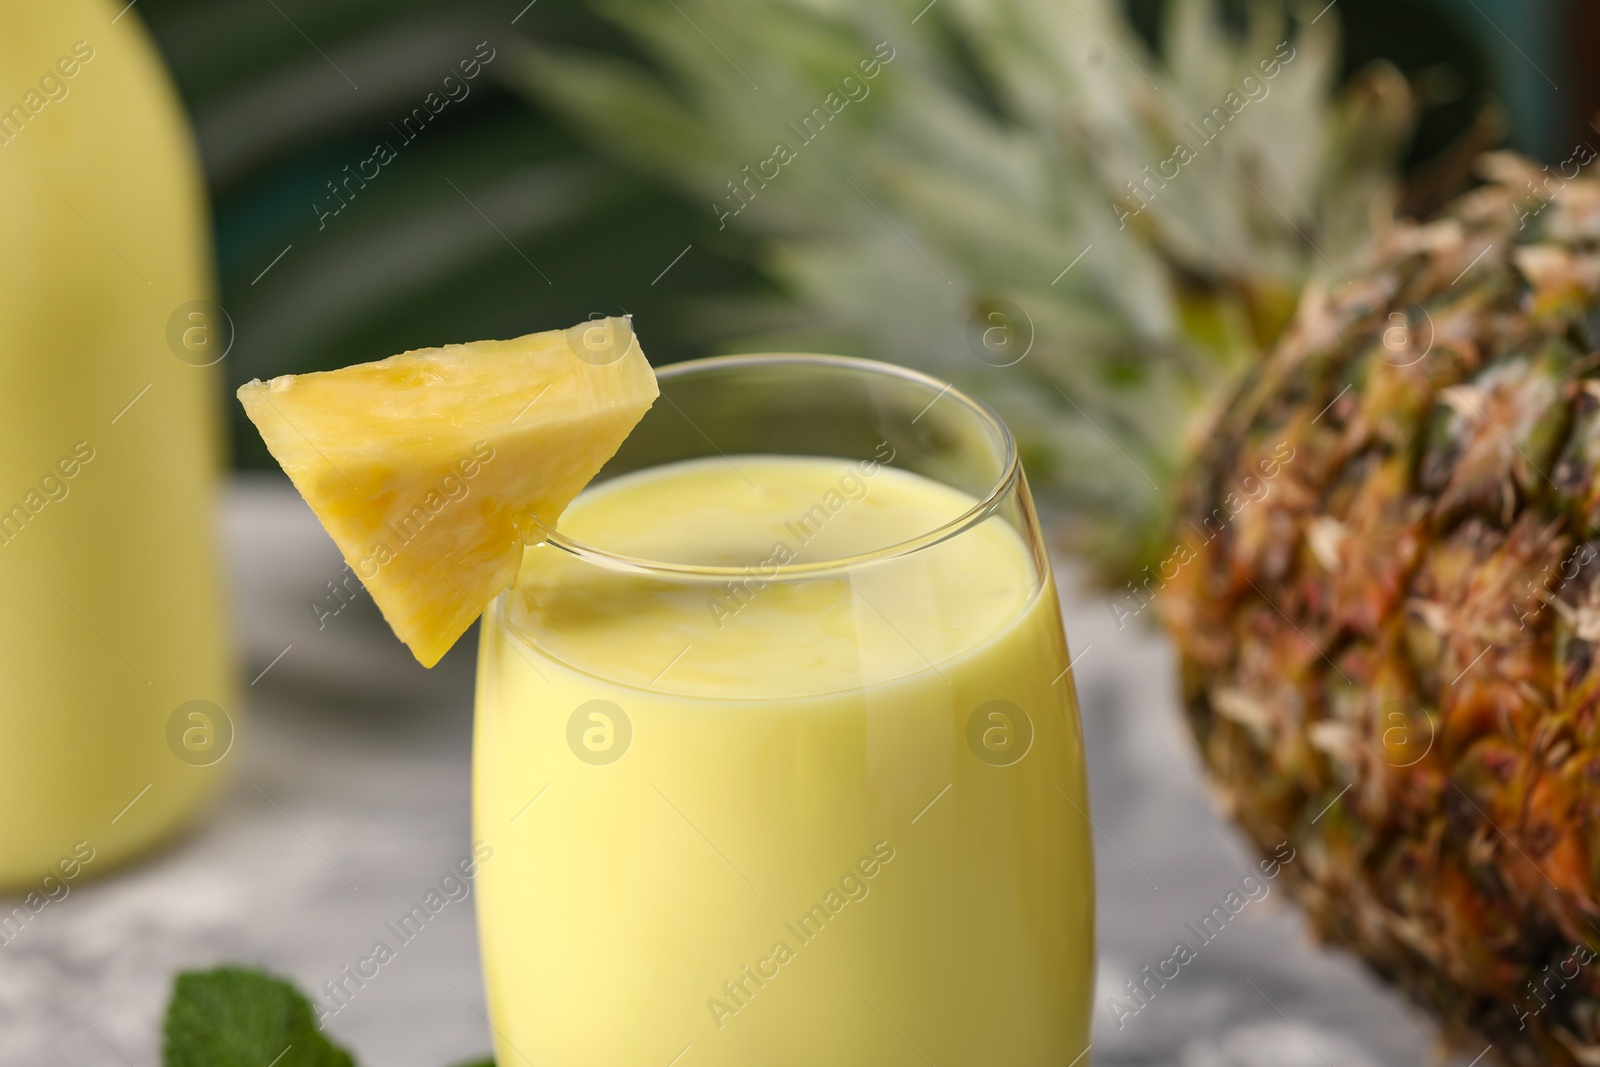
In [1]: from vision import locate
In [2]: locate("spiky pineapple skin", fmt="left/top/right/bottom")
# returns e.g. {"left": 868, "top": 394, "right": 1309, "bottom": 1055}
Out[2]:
{"left": 1161, "top": 158, "right": 1600, "bottom": 1067}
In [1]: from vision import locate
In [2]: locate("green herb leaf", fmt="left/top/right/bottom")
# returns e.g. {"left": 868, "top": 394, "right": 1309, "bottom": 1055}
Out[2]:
{"left": 163, "top": 966, "right": 357, "bottom": 1067}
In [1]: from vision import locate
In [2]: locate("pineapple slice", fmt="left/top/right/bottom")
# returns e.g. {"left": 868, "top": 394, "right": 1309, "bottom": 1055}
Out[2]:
{"left": 237, "top": 317, "right": 658, "bottom": 667}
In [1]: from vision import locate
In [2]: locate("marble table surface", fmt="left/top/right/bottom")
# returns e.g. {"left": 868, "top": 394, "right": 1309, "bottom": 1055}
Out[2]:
{"left": 0, "top": 477, "right": 1480, "bottom": 1066}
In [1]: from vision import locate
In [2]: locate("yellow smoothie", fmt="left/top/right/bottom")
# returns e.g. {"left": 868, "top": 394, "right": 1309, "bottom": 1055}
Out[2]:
{"left": 474, "top": 455, "right": 1093, "bottom": 1066}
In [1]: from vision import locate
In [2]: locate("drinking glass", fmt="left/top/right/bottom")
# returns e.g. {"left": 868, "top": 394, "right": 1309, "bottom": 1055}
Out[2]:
{"left": 473, "top": 354, "right": 1094, "bottom": 1066}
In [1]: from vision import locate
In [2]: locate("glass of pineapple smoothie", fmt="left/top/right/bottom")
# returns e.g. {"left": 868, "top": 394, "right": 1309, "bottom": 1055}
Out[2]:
{"left": 472, "top": 354, "right": 1093, "bottom": 1066}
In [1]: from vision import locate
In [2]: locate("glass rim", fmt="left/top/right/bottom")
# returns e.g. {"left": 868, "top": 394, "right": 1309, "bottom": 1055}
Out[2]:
{"left": 526, "top": 352, "right": 1020, "bottom": 579}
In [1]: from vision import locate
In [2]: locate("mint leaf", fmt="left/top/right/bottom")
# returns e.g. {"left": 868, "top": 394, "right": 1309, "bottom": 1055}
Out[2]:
{"left": 163, "top": 966, "right": 356, "bottom": 1067}
{"left": 449, "top": 1060, "right": 495, "bottom": 1067}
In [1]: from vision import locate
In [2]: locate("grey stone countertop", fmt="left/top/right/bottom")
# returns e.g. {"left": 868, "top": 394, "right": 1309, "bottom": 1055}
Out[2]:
{"left": 0, "top": 477, "right": 1479, "bottom": 1066}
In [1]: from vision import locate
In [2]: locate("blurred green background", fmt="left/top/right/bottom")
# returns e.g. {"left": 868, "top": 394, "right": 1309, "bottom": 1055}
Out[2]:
{"left": 133, "top": 0, "right": 1589, "bottom": 469}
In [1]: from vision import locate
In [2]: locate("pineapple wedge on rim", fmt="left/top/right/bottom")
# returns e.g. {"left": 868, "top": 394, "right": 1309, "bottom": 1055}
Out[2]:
{"left": 237, "top": 317, "right": 658, "bottom": 667}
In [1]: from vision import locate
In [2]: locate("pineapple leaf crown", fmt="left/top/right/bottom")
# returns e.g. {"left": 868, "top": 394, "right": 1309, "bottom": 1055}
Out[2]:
{"left": 508, "top": 0, "right": 1415, "bottom": 580}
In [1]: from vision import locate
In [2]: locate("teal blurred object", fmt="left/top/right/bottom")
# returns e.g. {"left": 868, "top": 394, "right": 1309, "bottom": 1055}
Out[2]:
{"left": 1425, "top": 0, "right": 1565, "bottom": 158}
{"left": 1128, "top": 0, "right": 1573, "bottom": 169}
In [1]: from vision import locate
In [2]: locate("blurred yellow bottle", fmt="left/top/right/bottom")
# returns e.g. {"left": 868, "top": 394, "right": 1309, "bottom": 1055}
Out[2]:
{"left": 0, "top": 0, "right": 232, "bottom": 888}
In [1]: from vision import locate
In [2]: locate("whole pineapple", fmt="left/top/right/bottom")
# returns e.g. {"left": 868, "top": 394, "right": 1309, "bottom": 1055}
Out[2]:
{"left": 1161, "top": 156, "right": 1600, "bottom": 1065}
{"left": 512, "top": 0, "right": 1600, "bottom": 1060}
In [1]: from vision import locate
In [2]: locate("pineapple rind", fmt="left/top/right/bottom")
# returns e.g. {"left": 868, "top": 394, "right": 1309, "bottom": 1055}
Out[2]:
{"left": 1165, "top": 160, "right": 1600, "bottom": 1066}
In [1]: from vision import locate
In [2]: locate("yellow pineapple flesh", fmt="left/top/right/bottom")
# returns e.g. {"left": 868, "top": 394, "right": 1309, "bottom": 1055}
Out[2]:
{"left": 237, "top": 317, "right": 657, "bottom": 667}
